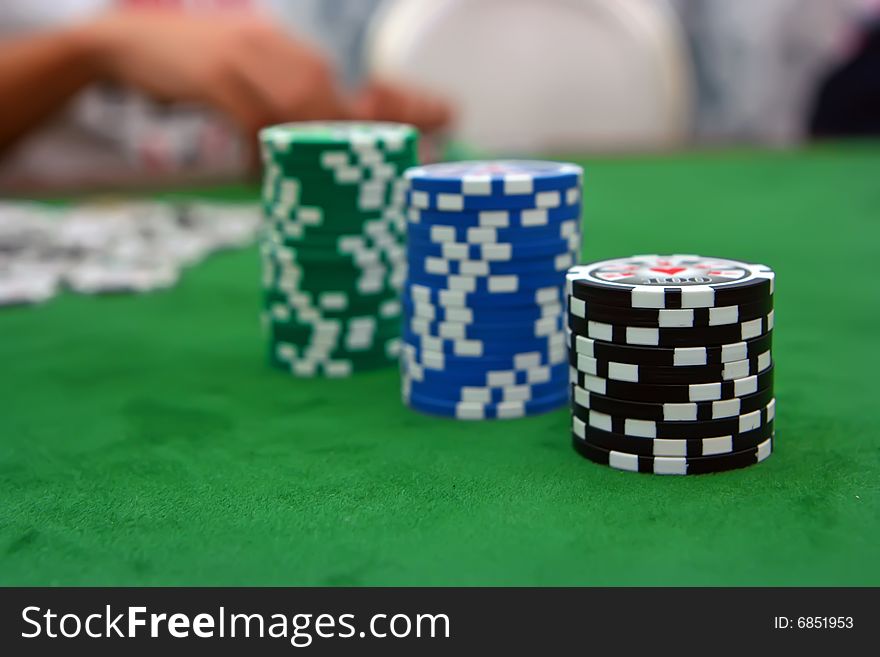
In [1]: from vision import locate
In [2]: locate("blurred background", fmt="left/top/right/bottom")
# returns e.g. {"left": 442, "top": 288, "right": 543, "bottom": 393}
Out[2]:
{"left": 0, "top": 0, "right": 878, "bottom": 191}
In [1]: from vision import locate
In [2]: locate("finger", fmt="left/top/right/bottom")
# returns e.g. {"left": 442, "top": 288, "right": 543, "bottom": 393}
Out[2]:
{"left": 248, "top": 33, "right": 353, "bottom": 121}
{"left": 422, "top": 94, "right": 455, "bottom": 130}
{"left": 202, "top": 73, "right": 272, "bottom": 165}
{"left": 227, "top": 46, "right": 295, "bottom": 123}
{"left": 354, "top": 82, "right": 452, "bottom": 132}
{"left": 400, "top": 90, "right": 453, "bottom": 131}
{"left": 350, "top": 89, "right": 380, "bottom": 121}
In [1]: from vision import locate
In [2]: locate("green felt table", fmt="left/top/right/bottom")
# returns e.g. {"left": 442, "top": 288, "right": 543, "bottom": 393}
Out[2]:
{"left": 2, "top": 145, "right": 879, "bottom": 586}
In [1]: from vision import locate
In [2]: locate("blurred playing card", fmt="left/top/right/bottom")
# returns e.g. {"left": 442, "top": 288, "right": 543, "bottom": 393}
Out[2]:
{"left": 0, "top": 199, "right": 260, "bottom": 306}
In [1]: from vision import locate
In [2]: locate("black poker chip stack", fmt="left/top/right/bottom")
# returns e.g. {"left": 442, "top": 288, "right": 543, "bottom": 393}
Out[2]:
{"left": 565, "top": 255, "right": 776, "bottom": 475}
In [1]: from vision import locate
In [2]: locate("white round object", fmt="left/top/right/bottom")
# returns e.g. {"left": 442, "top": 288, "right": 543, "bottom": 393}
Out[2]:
{"left": 366, "top": 0, "right": 692, "bottom": 152}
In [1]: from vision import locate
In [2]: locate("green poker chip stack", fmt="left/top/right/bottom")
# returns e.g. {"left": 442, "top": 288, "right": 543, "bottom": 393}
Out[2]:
{"left": 259, "top": 121, "right": 419, "bottom": 377}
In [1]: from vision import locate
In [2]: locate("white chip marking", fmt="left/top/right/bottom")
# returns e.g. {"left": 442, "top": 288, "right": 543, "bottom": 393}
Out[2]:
{"left": 722, "top": 359, "right": 750, "bottom": 380}
{"left": 462, "top": 175, "right": 492, "bottom": 195}
{"left": 582, "top": 374, "right": 606, "bottom": 395}
{"left": 438, "top": 323, "right": 464, "bottom": 339}
{"left": 573, "top": 335, "right": 595, "bottom": 357}
{"left": 701, "top": 436, "right": 734, "bottom": 456}
{"left": 587, "top": 321, "right": 613, "bottom": 342}
{"left": 459, "top": 260, "right": 489, "bottom": 276}
{"left": 488, "top": 275, "right": 518, "bottom": 293}
{"left": 454, "top": 340, "right": 483, "bottom": 357}
{"left": 521, "top": 209, "right": 548, "bottom": 226}
{"left": 689, "top": 382, "right": 722, "bottom": 402}
{"left": 467, "top": 227, "right": 496, "bottom": 243}
{"left": 446, "top": 307, "right": 472, "bottom": 323}
{"left": 569, "top": 297, "right": 586, "bottom": 318}
{"left": 741, "top": 317, "right": 763, "bottom": 340}
{"left": 655, "top": 439, "right": 688, "bottom": 457}
{"left": 536, "top": 288, "right": 559, "bottom": 304}
{"left": 497, "top": 401, "right": 525, "bottom": 419}
{"left": 488, "top": 371, "right": 516, "bottom": 387}
{"left": 630, "top": 287, "right": 666, "bottom": 309}
{"left": 514, "top": 353, "right": 541, "bottom": 369}
{"left": 658, "top": 309, "right": 695, "bottom": 328}
{"left": 481, "top": 244, "right": 512, "bottom": 261}
{"left": 680, "top": 286, "right": 716, "bottom": 308}
{"left": 503, "top": 173, "right": 533, "bottom": 194}
{"left": 441, "top": 243, "right": 469, "bottom": 260}
{"left": 609, "top": 451, "right": 640, "bottom": 472}
{"left": 527, "top": 366, "right": 550, "bottom": 384}
{"left": 653, "top": 457, "right": 688, "bottom": 475}
{"left": 608, "top": 361, "right": 639, "bottom": 382}
{"left": 664, "top": 404, "right": 698, "bottom": 421}
{"left": 589, "top": 410, "right": 612, "bottom": 432}
{"left": 425, "top": 256, "right": 449, "bottom": 275}
{"left": 448, "top": 275, "right": 476, "bottom": 292}
{"left": 462, "top": 387, "right": 492, "bottom": 403}
{"left": 535, "top": 316, "right": 558, "bottom": 336}
{"left": 479, "top": 211, "right": 509, "bottom": 227}
{"left": 626, "top": 326, "right": 659, "bottom": 346}
{"left": 410, "top": 190, "right": 429, "bottom": 209}
{"left": 503, "top": 385, "right": 531, "bottom": 402}
{"left": 555, "top": 253, "right": 574, "bottom": 271}
{"left": 674, "top": 347, "right": 707, "bottom": 366}
{"left": 431, "top": 225, "right": 456, "bottom": 242}
{"left": 456, "top": 402, "right": 485, "bottom": 420}
{"left": 739, "top": 409, "right": 762, "bottom": 433}
{"left": 624, "top": 418, "right": 656, "bottom": 438}
{"left": 721, "top": 342, "right": 747, "bottom": 362}
{"left": 535, "top": 191, "right": 561, "bottom": 208}
{"left": 437, "top": 193, "right": 464, "bottom": 211}
{"left": 709, "top": 305, "right": 739, "bottom": 326}
{"left": 711, "top": 398, "right": 741, "bottom": 418}
{"left": 733, "top": 375, "right": 759, "bottom": 396}
{"left": 576, "top": 354, "right": 598, "bottom": 375}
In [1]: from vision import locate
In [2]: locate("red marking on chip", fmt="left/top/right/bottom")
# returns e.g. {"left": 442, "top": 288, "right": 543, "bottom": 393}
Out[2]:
{"left": 650, "top": 267, "right": 686, "bottom": 275}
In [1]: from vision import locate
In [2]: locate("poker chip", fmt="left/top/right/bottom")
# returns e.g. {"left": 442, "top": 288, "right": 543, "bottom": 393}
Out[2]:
{"left": 567, "top": 310, "right": 774, "bottom": 347}
{"left": 406, "top": 216, "right": 581, "bottom": 245}
{"left": 567, "top": 255, "right": 776, "bottom": 474}
{"left": 566, "top": 255, "right": 774, "bottom": 309}
{"left": 571, "top": 365, "right": 774, "bottom": 403}
{"left": 571, "top": 383, "right": 775, "bottom": 422}
{"left": 406, "top": 184, "right": 581, "bottom": 212}
{"left": 401, "top": 160, "right": 584, "bottom": 419}
{"left": 572, "top": 398, "right": 776, "bottom": 440}
{"left": 572, "top": 415, "right": 775, "bottom": 457}
{"left": 259, "top": 121, "right": 418, "bottom": 377}
{"left": 404, "top": 386, "right": 570, "bottom": 420}
{"left": 406, "top": 282, "right": 564, "bottom": 309}
{"left": 572, "top": 434, "right": 774, "bottom": 475}
{"left": 567, "top": 331, "right": 773, "bottom": 367}
{"left": 407, "top": 205, "right": 581, "bottom": 228}
{"left": 404, "top": 161, "right": 583, "bottom": 194}
{"left": 569, "top": 348, "right": 772, "bottom": 384}
{"left": 567, "top": 294, "right": 774, "bottom": 328}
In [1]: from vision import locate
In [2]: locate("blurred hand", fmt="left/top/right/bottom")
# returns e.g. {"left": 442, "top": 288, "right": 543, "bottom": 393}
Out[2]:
{"left": 352, "top": 80, "right": 453, "bottom": 133}
{"left": 85, "top": 11, "right": 454, "bottom": 141}
{"left": 86, "top": 10, "right": 351, "bottom": 137}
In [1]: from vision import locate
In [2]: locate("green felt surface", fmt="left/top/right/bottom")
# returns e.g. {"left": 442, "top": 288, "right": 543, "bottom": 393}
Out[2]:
{"left": 2, "top": 146, "right": 879, "bottom": 586}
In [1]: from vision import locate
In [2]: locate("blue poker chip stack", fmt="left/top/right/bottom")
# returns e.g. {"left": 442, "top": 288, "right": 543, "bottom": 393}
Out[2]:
{"left": 400, "top": 160, "right": 584, "bottom": 419}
